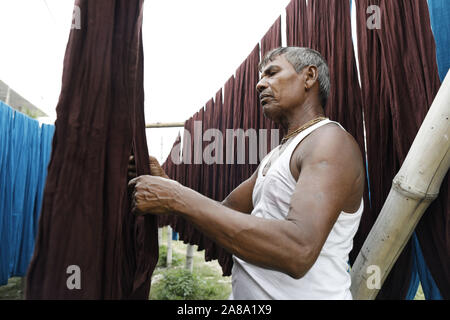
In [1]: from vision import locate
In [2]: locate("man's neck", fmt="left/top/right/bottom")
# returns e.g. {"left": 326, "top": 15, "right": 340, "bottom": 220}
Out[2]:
{"left": 284, "top": 102, "right": 325, "bottom": 136}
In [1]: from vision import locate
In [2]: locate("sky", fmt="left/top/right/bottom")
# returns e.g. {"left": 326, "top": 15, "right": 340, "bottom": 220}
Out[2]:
{"left": 0, "top": 0, "right": 358, "bottom": 162}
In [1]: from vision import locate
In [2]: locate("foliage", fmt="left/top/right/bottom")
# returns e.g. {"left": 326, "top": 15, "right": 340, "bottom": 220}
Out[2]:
{"left": 154, "top": 268, "right": 201, "bottom": 300}
{"left": 153, "top": 267, "right": 228, "bottom": 300}
{"left": 157, "top": 245, "right": 183, "bottom": 268}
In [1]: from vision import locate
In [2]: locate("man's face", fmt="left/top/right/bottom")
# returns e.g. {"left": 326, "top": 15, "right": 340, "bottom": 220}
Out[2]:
{"left": 257, "top": 55, "right": 306, "bottom": 122}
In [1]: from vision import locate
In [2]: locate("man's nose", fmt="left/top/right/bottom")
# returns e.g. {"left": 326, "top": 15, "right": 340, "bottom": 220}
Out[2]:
{"left": 256, "top": 78, "right": 268, "bottom": 94}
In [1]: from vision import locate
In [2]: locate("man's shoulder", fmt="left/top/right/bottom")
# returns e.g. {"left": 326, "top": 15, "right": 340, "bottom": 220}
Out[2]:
{"left": 299, "top": 122, "right": 363, "bottom": 166}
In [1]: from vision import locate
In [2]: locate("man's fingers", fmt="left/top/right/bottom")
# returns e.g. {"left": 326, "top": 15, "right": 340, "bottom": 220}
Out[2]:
{"left": 128, "top": 176, "right": 139, "bottom": 188}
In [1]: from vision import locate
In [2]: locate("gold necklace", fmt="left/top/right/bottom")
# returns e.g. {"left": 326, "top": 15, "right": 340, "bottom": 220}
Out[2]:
{"left": 280, "top": 116, "right": 328, "bottom": 145}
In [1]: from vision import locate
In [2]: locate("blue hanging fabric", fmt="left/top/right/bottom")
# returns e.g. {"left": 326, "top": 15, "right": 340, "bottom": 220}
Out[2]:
{"left": 14, "top": 117, "right": 41, "bottom": 276}
{"left": 9, "top": 111, "right": 29, "bottom": 276}
{"left": 0, "top": 101, "right": 14, "bottom": 285}
{"left": 33, "top": 124, "right": 55, "bottom": 237}
{"left": 0, "top": 101, "right": 55, "bottom": 285}
{"left": 405, "top": 241, "right": 420, "bottom": 300}
{"left": 428, "top": 0, "right": 450, "bottom": 80}
{"left": 412, "top": 233, "right": 443, "bottom": 299}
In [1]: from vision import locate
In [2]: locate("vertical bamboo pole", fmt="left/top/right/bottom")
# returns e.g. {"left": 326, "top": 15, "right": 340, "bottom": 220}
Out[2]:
{"left": 158, "top": 228, "right": 162, "bottom": 246}
{"left": 185, "top": 244, "right": 195, "bottom": 272}
{"left": 350, "top": 71, "right": 450, "bottom": 299}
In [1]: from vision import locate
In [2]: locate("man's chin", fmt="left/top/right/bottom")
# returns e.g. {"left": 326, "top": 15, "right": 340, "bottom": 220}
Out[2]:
{"left": 262, "top": 105, "right": 278, "bottom": 122}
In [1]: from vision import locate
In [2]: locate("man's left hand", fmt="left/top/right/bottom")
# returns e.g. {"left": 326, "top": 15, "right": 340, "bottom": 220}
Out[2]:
{"left": 128, "top": 175, "right": 183, "bottom": 215}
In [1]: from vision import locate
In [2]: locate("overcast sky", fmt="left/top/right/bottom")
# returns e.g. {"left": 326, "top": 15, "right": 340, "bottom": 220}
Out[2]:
{"left": 0, "top": 0, "right": 358, "bottom": 162}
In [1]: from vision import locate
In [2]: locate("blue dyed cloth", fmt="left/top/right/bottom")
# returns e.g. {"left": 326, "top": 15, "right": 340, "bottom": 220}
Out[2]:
{"left": 428, "top": 0, "right": 450, "bottom": 80}
{"left": 405, "top": 232, "right": 443, "bottom": 300}
{"left": 0, "top": 102, "right": 54, "bottom": 285}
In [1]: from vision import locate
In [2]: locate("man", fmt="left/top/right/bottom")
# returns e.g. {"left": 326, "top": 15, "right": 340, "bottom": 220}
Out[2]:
{"left": 128, "top": 47, "right": 365, "bottom": 299}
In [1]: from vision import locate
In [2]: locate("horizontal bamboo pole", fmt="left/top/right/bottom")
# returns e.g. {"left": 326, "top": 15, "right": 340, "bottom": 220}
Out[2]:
{"left": 145, "top": 122, "right": 185, "bottom": 128}
{"left": 350, "top": 70, "right": 450, "bottom": 300}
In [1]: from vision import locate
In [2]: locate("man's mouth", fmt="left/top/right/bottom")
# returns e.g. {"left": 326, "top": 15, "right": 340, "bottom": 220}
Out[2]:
{"left": 260, "top": 94, "right": 273, "bottom": 106}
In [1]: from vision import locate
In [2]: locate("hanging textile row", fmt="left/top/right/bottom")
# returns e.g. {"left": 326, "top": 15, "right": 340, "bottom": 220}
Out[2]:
{"left": 0, "top": 101, "right": 54, "bottom": 286}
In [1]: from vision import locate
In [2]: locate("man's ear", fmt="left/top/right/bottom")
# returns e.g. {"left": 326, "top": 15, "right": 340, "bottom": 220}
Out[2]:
{"left": 304, "top": 65, "right": 319, "bottom": 90}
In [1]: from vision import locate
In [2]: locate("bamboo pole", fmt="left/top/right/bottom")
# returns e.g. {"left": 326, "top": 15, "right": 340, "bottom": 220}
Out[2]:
{"left": 350, "top": 70, "right": 450, "bottom": 299}
{"left": 185, "top": 244, "right": 195, "bottom": 272}
{"left": 145, "top": 122, "right": 185, "bottom": 129}
{"left": 158, "top": 228, "right": 162, "bottom": 246}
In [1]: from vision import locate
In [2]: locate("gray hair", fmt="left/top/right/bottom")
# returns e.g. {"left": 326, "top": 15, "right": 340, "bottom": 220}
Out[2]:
{"left": 259, "top": 47, "right": 330, "bottom": 108}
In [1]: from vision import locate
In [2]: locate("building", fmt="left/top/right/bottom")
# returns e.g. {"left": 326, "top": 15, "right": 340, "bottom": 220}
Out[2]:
{"left": 0, "top": 80, "right": 47, "bottom": 118}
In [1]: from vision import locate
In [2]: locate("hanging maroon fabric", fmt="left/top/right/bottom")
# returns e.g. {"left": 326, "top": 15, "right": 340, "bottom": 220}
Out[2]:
{"left": 231, "top": 59, "right": 246, "bottom": 189}
{"left": 215, "top": 76, "right": 236, "bottom": 275}
{"left": 158, "top": 133, "right": 181, "bottom": 228}
{"left": 305, "top": 0, "right": 368, "bottom": 213}
{"left": 170, "top": 117, "right": 193, "bottom": 242}
{"left": 261, "top": 16, "right": 282, "bottom": 58}
{"left": 376, "top": 0, "right": 446, "bottom": 298}
{"left": 242, "top": 45, "right": 261, "bottom": 181}
{"left": 260, "top": 17, "right": 282, "bottom": 153}
{"left": 285, "top": 0, "right": 309, "bottom": 47}
{"left": 212, "top": 88, "right": 224, "bottom": 202}
{"left": 26, "top": 0, "right": 158, "bottom": 299}
{"left": 189, "top": 108, "right": 206, "bottom": 250}
{"left": 163, "top": 79, "right": 236, "bottom": 276}
{"left": 222, "top": 76, "right": 235, "bottom": 199}
{"left": 203, "top": 99, "right": 215, "bottom": 199}
{"left": 355, "top": 0, "right": 442, "bottom": 299}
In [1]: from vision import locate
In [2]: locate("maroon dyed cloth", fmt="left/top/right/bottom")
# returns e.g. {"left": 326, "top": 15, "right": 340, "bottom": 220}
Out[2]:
{"left": 285, "top": 0, "right": 309, "bottom": 47}
{"left": 158, "top": 133, "right": 181, "bottom": 228}
{"left": 222, "top": 76, "right": 236, "bottom": 199}
{"left": 260, "top": 17, "right": 283, "bottom": 151}
{"left": 241, "top": 45, "right": 262, "bottom": 182}
{"left": 26, "top": 0, "right": 158, "bottom": 299}
{"left": 261, "top": 16, "right": 282, "bottom": 58}
{"left": 304, "top": 0, "right": 368, "bottom": 244}
{"left": 355, "top": 0, "right": 443, "bottom": 299}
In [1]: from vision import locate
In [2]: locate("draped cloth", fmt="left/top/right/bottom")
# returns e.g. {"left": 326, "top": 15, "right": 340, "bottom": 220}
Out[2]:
{"left": 286, "top": 0, "right": 309, "bottom": 47}
{"left": 161, "top": 47, "right": 263, "bottom": 276}
{"left": 0, "top": 102, "right": 55, "bottom": 286}
{"left": 260, "top": 17, "right": 283, "bottom": 150}
{"left": 416, "top": 0, "right": 450, "bottom": 299}
{"left": 303, "top": 0, "right": 369, "bottom": 276}
{"left": 158, "top": 133, "right": 181, "bottom": 228}
{"left": 355, "top": 0, "right": 442, "bottom": 299}
{"left": 26, "top": 0, "right": 158, "bottom": 299}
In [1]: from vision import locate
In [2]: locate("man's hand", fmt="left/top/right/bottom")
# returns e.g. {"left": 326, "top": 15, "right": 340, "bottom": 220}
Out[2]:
{"left": 128, "top": 175, "right": 182, "bottom": 215}
{"left": 149, "top": 155, "right": 169, "bottom": 178}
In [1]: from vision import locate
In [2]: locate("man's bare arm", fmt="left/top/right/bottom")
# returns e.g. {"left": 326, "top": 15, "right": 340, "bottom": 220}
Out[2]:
{"left": 221, "top": 165, "right": 259, "bottom": 213}
{"left": 165, "top": 131, "right": 363, "bottom": 279}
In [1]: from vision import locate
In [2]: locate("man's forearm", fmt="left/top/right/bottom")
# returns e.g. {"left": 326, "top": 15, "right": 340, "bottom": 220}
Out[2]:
{"left": 172, "top": 185, "right": 312, "bottom": 279}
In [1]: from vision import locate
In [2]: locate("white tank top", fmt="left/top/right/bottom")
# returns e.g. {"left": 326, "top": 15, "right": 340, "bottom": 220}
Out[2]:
{"left": 230, "top": 119, "right": 363, "bottom": 300}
